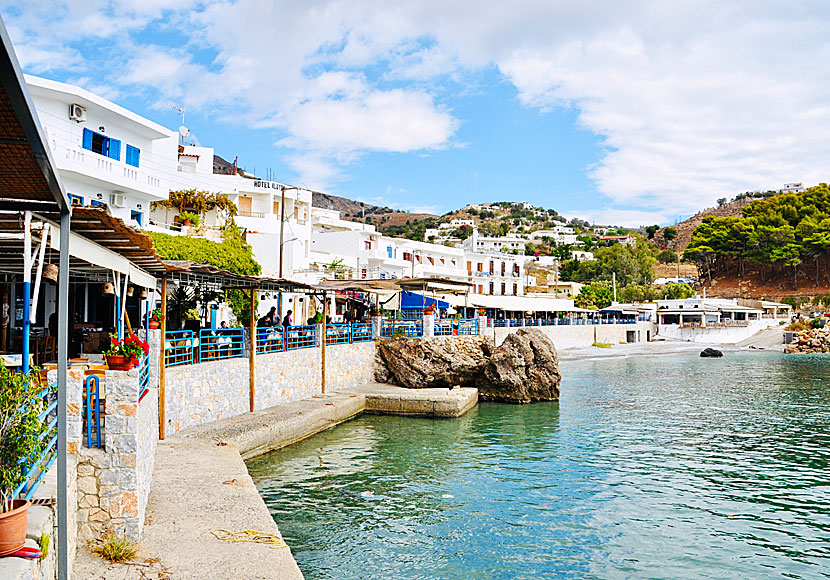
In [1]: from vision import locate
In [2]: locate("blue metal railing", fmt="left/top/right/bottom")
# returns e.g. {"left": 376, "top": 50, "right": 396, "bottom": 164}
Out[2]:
{"left": 381, "top": 319, "right": 423, "bottom": 337}
{"left": 138, "top": 354, "right": 150, "bottom": 403}
{"left": 325, "top": 324, "right": 351, "bottom": 345}
{"left": 257, "top": 326, "right": 285, "bottom": 353}
{"left": 15, "top": 380, "right": 58, "bottom": 500}
{"left": 458, "top": 319, "right": 478, "bottom": 336}
{"left": 434, "top": 320, "right": 452, "bottom": 336}
{"left": 351, "top": 323, "right": 373, "bottom": 342}
{"left": 286, "top": 325, "right": 317, "bottom": 350}
{"left": 165, "top": 330, "right": 194, "bottom": 367}
{"left": 199, "top": 328, "right": 246, "bottom": 361}
{"left": 84, "top": 375, "right": 102, "bottom": 449}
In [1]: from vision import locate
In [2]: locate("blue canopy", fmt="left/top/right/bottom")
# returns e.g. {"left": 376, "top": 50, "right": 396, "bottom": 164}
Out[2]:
{"left": 400, "top": 291, "right": 449, "bottom": 311}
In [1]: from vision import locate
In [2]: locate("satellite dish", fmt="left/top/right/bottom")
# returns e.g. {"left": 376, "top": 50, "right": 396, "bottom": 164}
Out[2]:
{"left": 179, "top": 125, "right": 190, "bottom": 138}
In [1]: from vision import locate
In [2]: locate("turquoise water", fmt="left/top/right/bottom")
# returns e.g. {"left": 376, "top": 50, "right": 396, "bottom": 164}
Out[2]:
{"left": 247, "top": 352, "right": 830, "bottom": 579}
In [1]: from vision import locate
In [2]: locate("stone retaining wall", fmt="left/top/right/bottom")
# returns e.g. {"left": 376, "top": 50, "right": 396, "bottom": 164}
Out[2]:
{"left": 165, "top": 341, "right": 376, "bottom": 435}
{"left": 74, "top": 368, "right": 158, "bottom": 542}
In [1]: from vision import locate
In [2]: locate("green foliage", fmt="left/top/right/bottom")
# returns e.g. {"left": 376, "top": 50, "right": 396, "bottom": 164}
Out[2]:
{"left": 662, "top": 227, "right": 677, "bottom": 240}
{"left": 380, "top": 218, "right": 438, "bottom": 240}
{"left": 661, "top": 282, "right": 695, "bottom": 300}
{"left": 148, "top": 228, "right": 260, "bottom": 323}
{"left": 657, "top": 249, "right": 678, "bottom": 263}
{"left": 178, "top": 210, "right": 200, "bottom": 226}
{"left": 685, "top": 185, "right": 830, "bottom": 288}
{"left": 38, "top": 533, "right": 49, "bottom": 560}
{"left": 575, "top": 281, "right": 613, "bottom": 309}
{"left": 810, "top": 317, "right": 823, "bottom": 329}
{"left": 91, "top": 532, "right": 138, "bottom": 563}
{"left": 0, "top": 367, "right": 49, "bottom": 512}
{"left": 451, "top": 225, "right": 474, "bottom": 240}
{"left": 645, "top": 225, "right": 660, "bottom": 239}
{"left": 591, "top": 342, "right": 612, "bottom": 348}
{"left": 559, "top": 241, "right": 656, "bottom": 286}
{"left": 152, "top": 188, "right": 237, "bottom": 220}
{"left": 618, "top": 284, "right": 660, "bottom": 303}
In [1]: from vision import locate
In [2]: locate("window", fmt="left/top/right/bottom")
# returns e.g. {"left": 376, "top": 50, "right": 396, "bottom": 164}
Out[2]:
{"left": 365, "top": 241, "right": 372, "bottom": 250}
{"left": 125, "top": 144, "right": 140, "bottom": 167}
{"left": 513, "top": 284, "right": 518, "bottom": 296}
{"left": 467, "top": 261, "right": 472, "bottom": 274}
{"left": 427, "top": 257, "right": 434, "bottom": 265}
{"left": 90, "top": 200, "right": 104, "bottom": 208}
{"left": 478, "top": 285, "right": 483, "bottom": 294}
{"left": 501, "top": 283, "right": 506, "bottom": 295}
{"left": 489, "top": 282, "right": 494, "bottom": 295}
{"left": 387, "top": 246, "right": 393, "bottom": 258}
{"left": 82, "top": 128, "right": 120, "bottom": 161}
{"left": 68, "top": 194, "right": 84, "bottom": 206}
{"left": 403, "top": 252, "right": 413, "bottom": 261}
{"left": 130, "top": 211, "right": 142, "bottom": 226}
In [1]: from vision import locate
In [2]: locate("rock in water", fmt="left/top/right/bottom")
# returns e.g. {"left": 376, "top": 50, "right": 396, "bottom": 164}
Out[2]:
{"left": 376, "top": 336, "right": 488, "bottom": 388}
{"left": 478, "top": 328, "right": 561, "bottom": 403}
{"left": 700, "top": 348, "right": 723, "bottom": 358}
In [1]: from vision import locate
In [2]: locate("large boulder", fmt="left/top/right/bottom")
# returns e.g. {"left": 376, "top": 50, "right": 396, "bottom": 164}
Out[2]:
{"left": 478, "top": 328, "right": 561, "bottom": 403}
{"left": 700, "top": 348, "right": 723, "bottom": 358}
{"left": 375, "top": 336, "right": 488, "bottom": 388}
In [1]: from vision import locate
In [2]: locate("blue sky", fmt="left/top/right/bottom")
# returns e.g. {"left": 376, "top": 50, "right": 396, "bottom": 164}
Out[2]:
{"left": 3, "top": 1, "right": 830, "bottom": 226}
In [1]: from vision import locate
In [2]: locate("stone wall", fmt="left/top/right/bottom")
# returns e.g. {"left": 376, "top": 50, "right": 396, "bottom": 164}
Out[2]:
{"left": 658, "top": 318, "right": 780, "bottom": 344}
{"left": 164, "top": 341, "right": 377, "bottom": 435}
{"left": 75, "top": 367, "right": 158, "bottom": 542}
{"left": 324, "top": 341, "right": 376, "bottom": 391}
{"left": 164, "top": 357, "right": 251, "bottom": 435}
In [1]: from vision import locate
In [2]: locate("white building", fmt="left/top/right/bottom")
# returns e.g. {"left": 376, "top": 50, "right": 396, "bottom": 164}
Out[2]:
{"left": 26, "top": 76, "right": 178, "bottom": 227}
{"left": 528, "top": 229, "right": 579, "bottom": 245}
{"left": 655, "top": 297, "right": 784, "bottom": 344}
{"left": 464, "top": 252, "right": 524, "bottom": 295}
{"left": 463, "top": 229, "right": 526, "bottom": 253}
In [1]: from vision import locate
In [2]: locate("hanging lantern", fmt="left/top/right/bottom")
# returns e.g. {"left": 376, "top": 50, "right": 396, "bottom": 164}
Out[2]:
{"left": 102, "top": 282, "right": 115, "bottom": 295}
{"left": 127, "top": 286, "right": 135, "bottom": 297}
{"left": 42, "top": 263, "right": 58, "bottom": 283}
{"left": 139, "top": 289, "right": 148, "bottom": 299}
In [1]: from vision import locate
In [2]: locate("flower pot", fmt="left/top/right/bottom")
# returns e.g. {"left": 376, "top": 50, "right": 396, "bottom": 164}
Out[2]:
{"left": 0, "top": 499, "right": 30, "bottom": 556}
{"left": 183, "top": 220, "right": 192, "bottom": 226}
{"left": 106, "top": 355, "right": 133, "bottom": 371}
{"left": 149, "top": 320, "right": 160, "bottom": 330}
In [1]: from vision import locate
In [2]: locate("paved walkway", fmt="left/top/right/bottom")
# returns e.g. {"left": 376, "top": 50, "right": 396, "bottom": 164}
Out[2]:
{"left": 74, "top": 384, "right": 478, "bottom": 579}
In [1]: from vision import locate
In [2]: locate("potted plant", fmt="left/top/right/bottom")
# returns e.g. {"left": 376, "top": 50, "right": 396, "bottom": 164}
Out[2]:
{"left": 0, "top": 366, "right": 49, "bottom": 556}
{"left": 149, "top": 309, "right": 164, "bottom": 330}
{"left": 178, "top": 211, "right": 199, "bottom": 227}
{"left": 104, "top": 333, "right": 149, "bottom": 370}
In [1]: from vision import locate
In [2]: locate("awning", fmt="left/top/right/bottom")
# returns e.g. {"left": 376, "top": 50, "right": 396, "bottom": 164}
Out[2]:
{"left": 400, "top": 291, "right": 449, "bottom": 310}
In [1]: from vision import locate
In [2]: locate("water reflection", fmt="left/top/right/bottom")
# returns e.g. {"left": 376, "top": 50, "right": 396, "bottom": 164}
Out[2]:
{"left": 247, "top": 352, "right": 830, "bottom": 579}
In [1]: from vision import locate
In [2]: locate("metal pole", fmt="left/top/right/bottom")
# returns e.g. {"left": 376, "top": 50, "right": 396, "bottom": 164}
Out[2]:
{"left": 249, "top": 288, "right": 256, "bottom": 412}
{"left": 57, "top": 211, "right": 70, "bottom": 580}
{"left": 278, "top": 187, "right": 286, "bottom": 278}
{"left": 159, "top": 275, "right": 167, "bottom": 440}
{"left": 22, "top": 211, "right": 31, "bottom": 374}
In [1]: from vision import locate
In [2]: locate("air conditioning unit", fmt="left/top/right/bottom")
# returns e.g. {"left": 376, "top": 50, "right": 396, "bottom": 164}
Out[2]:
{"left": 68, "top": 103, "right": 86, "bottom": 122}
{"left": 110, "top": 193, "right": 126, "bottom": 208}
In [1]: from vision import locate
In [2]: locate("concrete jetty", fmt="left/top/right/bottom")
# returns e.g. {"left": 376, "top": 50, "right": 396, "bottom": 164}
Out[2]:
{"left": 128, "top": 384, "right": 477, "bottom": 579}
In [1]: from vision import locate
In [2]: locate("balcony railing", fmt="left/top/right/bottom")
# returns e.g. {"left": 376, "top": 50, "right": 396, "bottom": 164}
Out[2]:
{"left": 238, "top": 210, "right": 266, "bottom": 218}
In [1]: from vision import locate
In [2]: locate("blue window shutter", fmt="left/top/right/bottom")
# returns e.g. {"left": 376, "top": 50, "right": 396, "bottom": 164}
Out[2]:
{"left": 108, "top": 138, "right": 121, "bottom": 161}
{"left": 82, "top": 128, "right": 93, "bottom": 150}
{"left": 126, "top": 145, "right": 140, "bottom": 167}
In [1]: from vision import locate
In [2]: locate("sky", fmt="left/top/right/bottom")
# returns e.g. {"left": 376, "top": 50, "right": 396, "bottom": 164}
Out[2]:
{"left": 3, "top": 1, "right": 830, "bottom": 227}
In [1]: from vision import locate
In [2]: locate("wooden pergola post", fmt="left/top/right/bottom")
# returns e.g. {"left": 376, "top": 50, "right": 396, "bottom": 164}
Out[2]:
{"left": 159, "top": 275, "right": 167, "bottom": 440}
{"left": 321, "top": 291, "right": 327, "bottom": 394}
{"left": 249, "top": 288, "right": 256, "bottom": 412}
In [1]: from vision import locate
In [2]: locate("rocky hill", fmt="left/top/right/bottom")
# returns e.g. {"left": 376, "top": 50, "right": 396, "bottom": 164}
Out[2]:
{"left": 311, "top": 191, "right": 437, "bottom": 230}
{"left": 652, "top": 198, "right": 755, "bottom": 252}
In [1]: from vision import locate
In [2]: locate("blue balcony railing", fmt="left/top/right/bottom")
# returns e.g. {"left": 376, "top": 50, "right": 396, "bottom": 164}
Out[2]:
{"left": 457, "top": 319, "right": 478, "bottom": 336}
{"left": 434, "top": 320, "right": 452, "bottom": 336}
{"left": 351, "top": 323, "right": 373, "bottom": 342}
{"left": 325, "top": 324, "right": 351, "bottom": 345}
{"left": 138, "top": 354, "right": 150, "bottom": 403}
{"left": 84, "top": 375, "right": 102, "bottom": 449}
{"left": 165, "top": 330, "right": 194, "bottom": 367}
{"left": 256, "top": 325, "right": 285, "bottom": 353}
{"left": 381, "top": 319, "right": 423, "bottom": 337}
{"left": 286, "top": 325, "right": 317, "bottom": 350}
{"left": 15, "top": 381, "right": 58, "bottom": 500}
{"left": 199, "top": 328, "right": 246, "bottom": 361}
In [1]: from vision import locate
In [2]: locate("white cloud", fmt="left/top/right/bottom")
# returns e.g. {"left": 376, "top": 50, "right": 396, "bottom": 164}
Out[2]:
{"left": 7, "top": 0, "right": 830, "bottom": 209}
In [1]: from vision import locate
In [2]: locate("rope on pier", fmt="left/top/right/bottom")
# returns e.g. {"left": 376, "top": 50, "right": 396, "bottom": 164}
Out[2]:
{"left": 210, "top": 529, "right": 289, "bottom": 549}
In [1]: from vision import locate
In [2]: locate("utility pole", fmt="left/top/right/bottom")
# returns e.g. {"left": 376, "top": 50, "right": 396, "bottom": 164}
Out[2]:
{"left": 612, "top": 272, "right": 617, "bottom": 303}
{"left": 278, "top": 187, "right": 287, "bottom": 278}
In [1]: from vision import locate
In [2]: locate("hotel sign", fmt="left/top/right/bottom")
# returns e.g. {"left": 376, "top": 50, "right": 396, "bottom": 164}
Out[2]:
{"left": 252, "top": 180, "right": 284, "bottom": 190}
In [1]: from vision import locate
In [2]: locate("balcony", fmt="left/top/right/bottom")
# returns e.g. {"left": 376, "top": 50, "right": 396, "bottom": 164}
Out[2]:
{"left": 57, "top": 143, "right": 168, "bottom": 200}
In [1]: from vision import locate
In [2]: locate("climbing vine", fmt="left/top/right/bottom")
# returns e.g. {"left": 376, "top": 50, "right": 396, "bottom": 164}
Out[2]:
{"left": 151, "top": 189, "right": 238, "bottom": 221}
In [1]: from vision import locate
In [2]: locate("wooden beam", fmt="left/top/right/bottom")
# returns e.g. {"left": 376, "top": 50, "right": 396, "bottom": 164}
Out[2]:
{"left": 159, "top": 275, "right": 167, "bottom": 440}
{"left": 249, "top": 288, "right": 256, "bottom": 412}
{"left": 321, "top": 292, "right": 327, "bottom": 394}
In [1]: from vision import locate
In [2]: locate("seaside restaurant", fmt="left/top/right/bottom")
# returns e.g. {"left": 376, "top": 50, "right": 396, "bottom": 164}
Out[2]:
{"left": 0, "top": 17, "right": 169, "bottom": 577}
